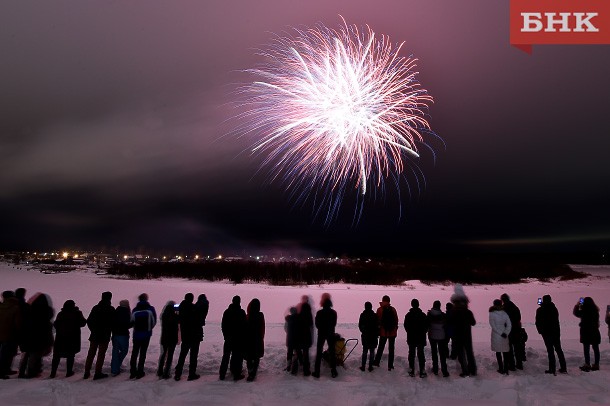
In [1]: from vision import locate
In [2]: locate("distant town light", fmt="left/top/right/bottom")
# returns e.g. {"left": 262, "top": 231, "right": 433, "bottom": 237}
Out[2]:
{"left": 123, "top": 255, "right": 128, "bottom": 260}
{"left": 195, "top": 255, "right": 199, "bottom": 260}
{"left": 74, "top": 254, "right": 79, "bottom": 258}
{"left": 62, "top": 252, "right": 68, "bottom": 259}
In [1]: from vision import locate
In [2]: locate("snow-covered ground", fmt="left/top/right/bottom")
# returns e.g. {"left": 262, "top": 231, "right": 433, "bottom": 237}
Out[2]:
{"left": 1, "top": 263, "right": 609, "bottom": 405}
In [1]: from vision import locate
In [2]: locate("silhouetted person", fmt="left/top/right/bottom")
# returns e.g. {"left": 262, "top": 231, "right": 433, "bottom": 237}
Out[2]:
{"left": 427, "top": 300, "right": 449, "bottom": 377}
{"left": 535, "top": 294, "right": 567, "bottom": 375}
{"left": 157, "top": 300, "right": 179, "bottom": 379}
{"left": 448, "top": 285, "right": 477, "bottom": 377}
{"left": 373, "top": 295, "right": 398, "bottom": 370}
{"left": 50, "top": 300, "right": 86, "bottom": 378}
{"left": 404, "top": 298, "right": 429, "bottom": 378}
{"left": 110, "top": 299, "right": 132, "bottom": 377}
{"left": 489, "top": 299, "right": 512, "bottom": 375}
{"left": 0, "top": 290, "right": 22, "bottom": 379}
{"left": 296, "top": 296, "right": 314, "bottom": 376}
{"left": 184, "top": 293, "right": 209, "bottom": 380}
{"left": 84, "top": 291, "right": 115, "bottom": 380}
{"left": 606, "top": 305, "right": 610, "bottom": 343}
{"left": 14, "top": 288, "right": 29, "bottom": 372}
{"left": 19, "top": 293, "right": 54, "bottom": 378}
{"left": 573, "top": 297, "right": 601, "bottom": 371}
{"left": 358, "top": 301, "right": 378, "bottom": 372}
{"left": 130, "top": 293, "right": 156, "bottom": 379}
{"left": 285, "top": 306, "right": 299, "bottom": 372}
{"left": 312, "top": 294, "right": 338, "bottom": 378}
{"left": 219, "top": 295, "right": 247, "bottom": 381}
{"left": 245, "top": 298, "right": 265, "bottom": 381}
{"left": 174, "top": 292, "right": 207, "bottom": 381}
{"left": 445, "top": 302, "right": 456, "bottom": 360}
{"left": 501, "top": 293, "right": 524, "bottom": 370}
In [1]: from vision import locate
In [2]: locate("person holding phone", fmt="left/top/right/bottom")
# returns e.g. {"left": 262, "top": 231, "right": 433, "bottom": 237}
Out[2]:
{"left": 573, "top": 297, "right": 601, "bottom": 372}
{"left": 535, "top": 295, "right": 567, "bottom": 375}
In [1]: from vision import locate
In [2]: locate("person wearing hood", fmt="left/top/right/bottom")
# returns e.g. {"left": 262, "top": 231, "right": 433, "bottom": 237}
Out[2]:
{"left": 0, "top": 291, "right": 22, "bottom": 379}
{"left": 244, "top": 298, "right": 265, "bottom": 381}
{"left": 312, "top": 294, "right": 338, "bottom": 378}
{"left": 50, "top": 300, "right": 87, "bottom": 378}
{"left": 373, "top": 295, "right": 399, "bottom": 371}
{"left": 110, "top": 299, "right": 132, "bottom": 377}
{"left": 157, "top": 300, "right": 179, "bottom": 379}
{"left": 427, "top": 300, "right": 449, "bottom": 377}
{"left": 404, "top": 299, "right": 429, "bottom": 378}
{"left": 219, "top": 295, "right": 247, "bottom": 381}
{"left": 18, "top": 293, "right": 54, "bottom": 379}
{"left": 130, "top": 293, "right": 157, "bottom": 379}
{"left": 358, "top": 301, "right": 378, "bottom": 372}
{"left": 447, "top": 285, "right": 477, "bottom": 377}
{"left": 84, "top": 291, "right": 115, "bottom": 380}
{"left": 489, "top": 299, "right": 512, "bottom": 375}
{"left": 573, "top": 297, "right": 601, "bottom": 372}
{"left": 535, "top": 294, "right": 567, "bottom": 375}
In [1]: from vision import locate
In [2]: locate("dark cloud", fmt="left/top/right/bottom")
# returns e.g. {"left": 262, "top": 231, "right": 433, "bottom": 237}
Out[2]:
{"left": 1, "top": 1, "right": 609, "bottom": 255}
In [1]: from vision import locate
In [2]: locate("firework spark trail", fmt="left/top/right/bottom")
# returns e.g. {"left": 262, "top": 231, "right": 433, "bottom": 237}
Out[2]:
{"left": 236, "top": 17, "right": 436, "bottom": 222}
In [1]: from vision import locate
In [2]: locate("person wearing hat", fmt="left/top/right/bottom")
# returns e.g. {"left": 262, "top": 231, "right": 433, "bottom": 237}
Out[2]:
{"left": 373, "top": 295, "right": 398, "bottom": 370}
{"left": 84, "top": 291, "right": 115, "bottom": 380}
{"left": 535, "top": 295, "right": 567, "bottom": 375}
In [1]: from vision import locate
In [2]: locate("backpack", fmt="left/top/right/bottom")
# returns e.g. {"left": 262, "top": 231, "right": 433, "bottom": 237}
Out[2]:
{"left": 381, "top": 306, "right": 395, "bottom": 332}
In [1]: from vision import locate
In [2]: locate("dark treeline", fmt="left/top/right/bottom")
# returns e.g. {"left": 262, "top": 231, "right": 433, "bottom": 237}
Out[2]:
{"left": 106, "top": 257, "right": 586, "bottom": 285}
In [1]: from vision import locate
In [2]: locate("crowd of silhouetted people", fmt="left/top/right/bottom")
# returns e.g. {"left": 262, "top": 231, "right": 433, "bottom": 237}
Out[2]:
{"left": 0, "top": 285, "right": 608, "bottom": 382}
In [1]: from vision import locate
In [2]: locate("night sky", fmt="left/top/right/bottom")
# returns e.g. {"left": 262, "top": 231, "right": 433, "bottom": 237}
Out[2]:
{"left": 2, "top": 1, "right": 610, "bottom": 257}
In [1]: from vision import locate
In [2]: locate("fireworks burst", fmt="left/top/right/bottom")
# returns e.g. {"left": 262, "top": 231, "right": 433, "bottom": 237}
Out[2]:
{"left": 236, "top": 17, "right": 437, "bottom": 222}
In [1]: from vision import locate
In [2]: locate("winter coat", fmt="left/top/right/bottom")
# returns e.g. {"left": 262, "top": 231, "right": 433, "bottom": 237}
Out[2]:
{"left": 404, "top": 308, "right": 429, "bottom": 347}
{"left": 297, "top": 302, "right": 314, "bottom": 349}
{"left": 315, "top": 305, "right": 337, "bottom": 339}
{"left": 502, "top": 300, "right": 522, "bottom": 338}
{"left": 376, "top": 302, "right": 398, "bottom": 338}
{"left": 221, "top": 303, "right": 247, "bottom": 345}
{"left": 178, "top": 300, "right": 196, "bottom": 343}
{"left": 573, "top": 304, "right": 601, "bottom": 345}
{"left": 160, "top": 307, "right": 179, "bottom": 347}
{"left": 192, "top": 297, "right": 209, "bottom": 342}
{"left": 489, "top": 307, "right": 512, "bottom": 353}
{"left": 245, "top": 310, "right": 265, "bottom": 359}
{"left": 285, "top": 312, "right": 299, "bottom": 347}
{"left": 0, "top": 296, "right": 22, "bottom": 342}
{"left": 112, "top": 305, "right": 132, "bottom": 337}
{"left": 427, "top": 308, "right": 446, "bottom": 341}
{"left": 87, "top": 299, "right": 115, "bottom": 342}
{"left": 131, "top": 301, "right": 157, "bottom": 341}
{"left": 53, "top": 305, "right": 87, "bottom": 356}
{"left": 606, "top": 308, "right": 610, "bottom": 339}
{"left": 447, "top": 304, "right": 476, "bottom": 342}
{"left": 535, "top": 302, "right": 561, "bottom": 338}
{"left": 21, "top": 294, "right": 54, "bottom": 354}
{"left": 358, "top": 309, "right": 379, "bottom": 349}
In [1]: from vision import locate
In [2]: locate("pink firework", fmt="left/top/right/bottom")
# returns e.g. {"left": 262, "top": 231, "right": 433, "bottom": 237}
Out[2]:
{"left": 237, "top": 17, "right": 435, "bottom": 221}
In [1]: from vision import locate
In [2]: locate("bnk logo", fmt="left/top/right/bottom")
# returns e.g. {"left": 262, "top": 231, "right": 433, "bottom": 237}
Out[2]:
{"left": 510, "top": 0, "right": 610, "bottom": 54}
{"left": 521, "top": 12, "right": 598, "bottom": 32}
